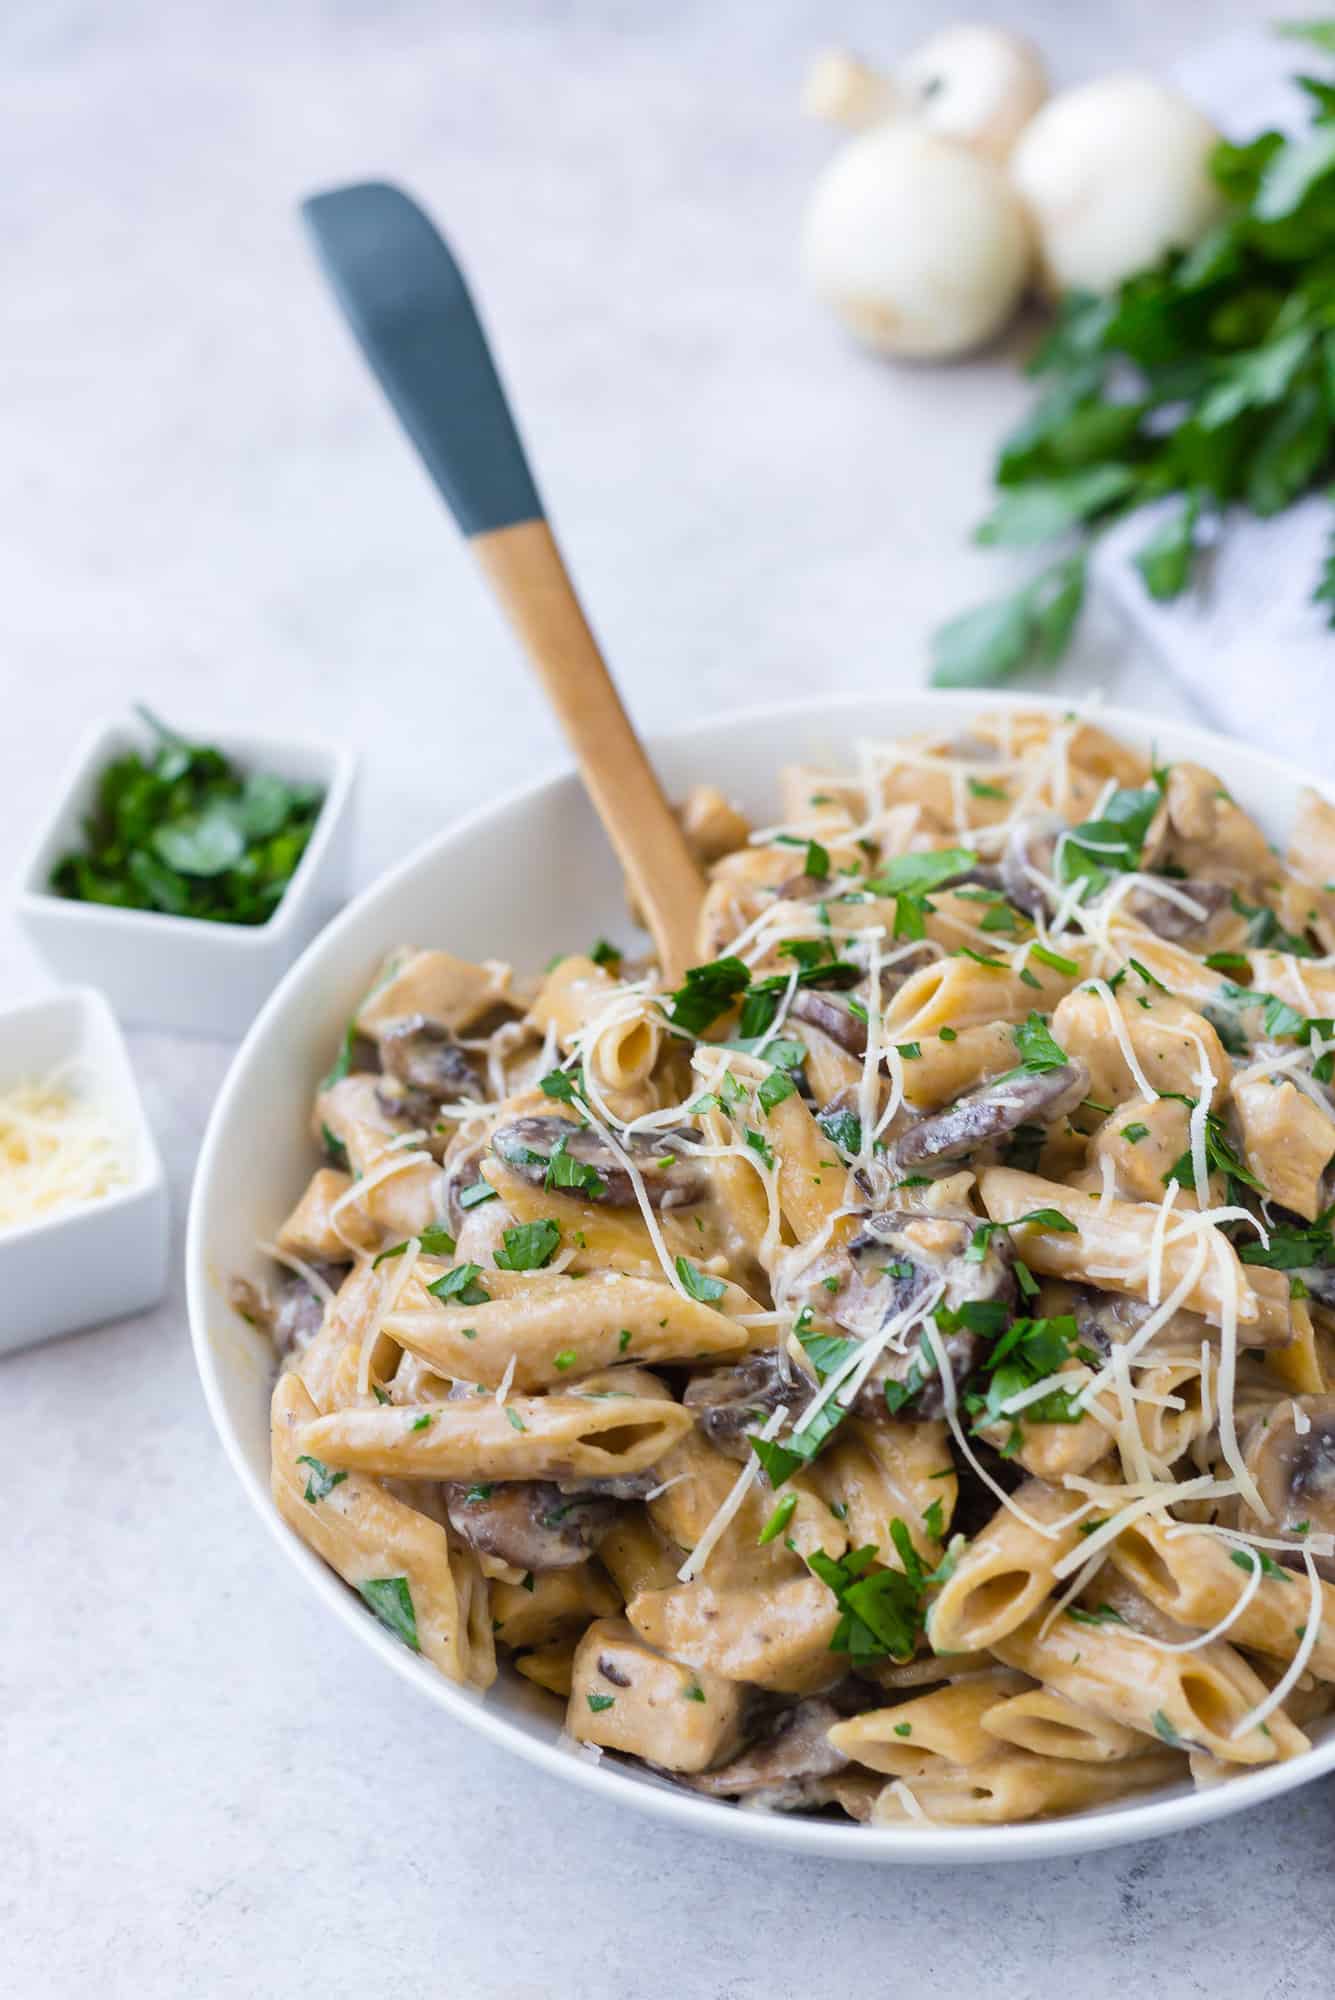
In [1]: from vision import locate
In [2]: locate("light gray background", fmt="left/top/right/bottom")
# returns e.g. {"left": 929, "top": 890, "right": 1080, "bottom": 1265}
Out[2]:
{"left": 4, "top": 3, "right": 1331, "bottom": 1996}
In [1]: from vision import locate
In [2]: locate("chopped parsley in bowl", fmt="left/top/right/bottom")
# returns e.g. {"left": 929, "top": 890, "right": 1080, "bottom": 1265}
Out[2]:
{"left": 50, "top": 707, "right": 325, "bottom": 927}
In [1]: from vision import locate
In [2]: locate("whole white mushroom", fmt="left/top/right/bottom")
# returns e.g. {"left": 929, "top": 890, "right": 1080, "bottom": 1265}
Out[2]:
{"left": 1009, "top": 75, "right": 1225, "bottom": 296}
{"left": 800, "top": 124, "right": 1033, "bottom": 359}
{"left": 893, "top": 23, "right": 1048, "bottom": 161}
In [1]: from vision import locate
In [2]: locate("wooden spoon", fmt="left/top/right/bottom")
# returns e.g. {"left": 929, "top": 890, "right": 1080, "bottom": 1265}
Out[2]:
{"left": 301, "top": 180, "right": 705, "bottom": 984}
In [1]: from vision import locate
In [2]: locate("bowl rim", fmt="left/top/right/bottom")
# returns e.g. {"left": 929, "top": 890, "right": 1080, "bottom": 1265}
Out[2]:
{"left": 0, "top": 983, "right": 166, "bottom": 1252}
{"left": 14, "top": 715, "right": 359, "bottom": 949}
{"left": 186, "top": 686, "right": 1335, "bottom": 1863}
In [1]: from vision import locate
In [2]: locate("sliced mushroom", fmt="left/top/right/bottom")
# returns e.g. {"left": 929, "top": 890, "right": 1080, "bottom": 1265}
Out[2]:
{"left": 1242, "top": 1394, "right": 1335, "bottom": 1581}
{"left": 490, "top": 1115, "right": 706, "bottom": 1209}
{"left": 228, "top": 1272, "right": 331, "bottom": 1354}
{"left": 683, "top": 1351, "right": 797, "bottom": 1462}
{"left": 1295, "top": 1265, "right": 1335, "bottom": 1308}
{"left": 444, "top": 1480, "right": 617, "bottom": 1571}
{"left": 688, "top": 1698, "right": 849, "bottom": 1806}
{"left": 886, "top": 1061, "right": 1088, "bottom": 1172}
{"left": 1000, "top": 815, "right": 1064, "bottom": 916}
{"left": 1122, "top": 879, "right": 1231, "bottom": 942}
{"left": 557, "top": 1469, "right": 662, "bottom": 1502}
{"left": 379, "top": 1014, "right": 479, "bottom": 1104}
{"left": 795, "top": 1209, "right": 1015, "bottom": 1418}
{"left": 789, "top": 988, "right": 867, "bottom": 1056}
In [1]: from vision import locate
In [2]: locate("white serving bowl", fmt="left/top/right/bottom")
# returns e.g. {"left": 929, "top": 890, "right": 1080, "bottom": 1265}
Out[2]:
{"left": 186, "top": 690, "right": 1335, "bottom": 1862}
{"left": 15, "top": 718, "right": 357, "bottom": 1038}
{"left": 1, "top": 985, "right": 168, "bottom": 1353}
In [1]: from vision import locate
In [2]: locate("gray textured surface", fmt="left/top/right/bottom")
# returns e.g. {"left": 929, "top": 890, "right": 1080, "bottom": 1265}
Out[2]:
{"left": 4, "top": 3, "right": 1333, "bottom": 1996}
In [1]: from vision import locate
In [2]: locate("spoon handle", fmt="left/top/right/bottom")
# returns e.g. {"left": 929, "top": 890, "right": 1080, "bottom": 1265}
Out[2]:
{"left": 301, "top": 180, "right": 704, "bottom": 984}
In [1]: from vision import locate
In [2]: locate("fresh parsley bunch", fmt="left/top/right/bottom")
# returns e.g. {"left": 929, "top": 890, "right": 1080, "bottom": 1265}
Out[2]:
{"left": 931, "top": 21, "right": 1335, "bottom": 688}
{"left": 51, "top": 706, "right": 324, "bottom": 925}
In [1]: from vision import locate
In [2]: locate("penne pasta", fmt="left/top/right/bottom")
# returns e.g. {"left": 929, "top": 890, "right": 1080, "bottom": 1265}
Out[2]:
{"left": 240, "top": 709, "right": 1333, "bottom": 1830}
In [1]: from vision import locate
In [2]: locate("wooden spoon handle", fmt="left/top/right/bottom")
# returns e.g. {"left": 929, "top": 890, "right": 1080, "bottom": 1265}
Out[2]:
{"left": 300, "top": 180, "right": 704, "bottom": 984}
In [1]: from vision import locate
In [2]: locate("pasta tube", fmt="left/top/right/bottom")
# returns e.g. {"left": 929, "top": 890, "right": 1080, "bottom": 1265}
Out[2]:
{"left": 296, "top": 1392, "right": 693, "bottom": 1482}
{"left": 977, "top": 1169, "right": 1285, "bottom": 1338}
{"left": 271, "top": 1372, "right": 495, "bottom": 1689}
{"left": 980, "top": 1688, "right": 1144, "bottom": 1763}
{"left": 528, "top": 955, "right": 661, "bottom": 1090}
{"left": 385, "top": 1266, "right": 746, "bottom": 1388}
{"left": 927, "top": 1480, "right": 1089, "bottom": 1655}
{"left": 829, "top": 1674, "right": 1027, "bottom": 1777}
{"left": 1109, "top": 1517, "right": 1335, "bottom": 1681}
{"left": 993, "top": 1610, "right": 1307, "bottom": 1765}
{"left": 870, "top": 1749, "right": 1179, "bottom": 1825}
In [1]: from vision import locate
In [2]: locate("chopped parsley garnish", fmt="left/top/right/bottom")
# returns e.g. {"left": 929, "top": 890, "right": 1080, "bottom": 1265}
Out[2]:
{"left": 963, "top": 1312, "right": 1089, "bottom": 1437}
{"left": 1029, "top": 944, "right": 1079, "bottom": 976}
{"left": 1162, "top": 1107, "right": 1266, "bottom": 1195}
{"left": 458, "top": 1180, "right": 499, "bottom": 1210}
{"left": 1152, "top": 1709, "right": 1186, "bottom": 1749}
{"left": 1239, "top": 1208, "right": 1335, "bottom": 1273}
{"left": 1121, "top": 1121, "right": 1150, "bottom": 1144}
{"left": 744, "top": 1127, "right": 775, "bottom": 1170}
{"left": 758, "top": 1068, "right": 797, "bottom": 1113}
{"left": 505, "top": 1406, "right": 526, "bottom": 1433}
{"left": 866, "top": 849, "right": 979, "bottom": 897}
{"left": 1066, "top": 1603, "right": 1126, "bottom": 1627}
{"left": 543, "top": 1135, "right": 606, "bottom": 1199}
{"left": 296, "top": 1454, "right": 347, "bottom": 1504}
{"left": 427, "top": 1263, "right": 491, "bottom": 1306}
{"left": 357, "top": 1576, "right": 419, "bottom": 1652}
{"left": 675, "top": 1256, "right": 727, "bottom": 1303}
{"left": 758, "top": 1493, "right": 798, "bottom": 1545}
{"left": 410, "top": 1413, "right": 432, "bottom": 1432}
{"left": 816, "top": 1104, "right": 862, "bottom": 1158}
{"left": 667, "top": 955, "right": 751, "bottom": 1036}
{"left": 1057, "top": 785, "right": 1162, "bottom": 897}
{"left": 683, "top": 1682, "right": 707, "bottom": 1703}
{"left": 807, "top": 1519, "right": 954, "bottom": 1666}
{"left": 463, "top": 1484, "right": 494, "bottom": 1503}
{"left": 922, "top": 1497, "right": 945, "bottom": 1539}
{"left": 896, "top": 1041, "right": 922, "bottom": 1060}
{"left": 939, "top": 1025, "right": 957, "bottom": 1042}
{"left": 618, "top": 1328, "right": 633, "bottom": 1352}
{"left": 586, "top": 1693, "right": 616, "bottom": 1713}
{"left": 1012, "top": 1011, "right": 1070, "bottom": 1073}
{"left": 539, "top": 1067, "right": 581, "bottom": 1102}
{"left": 589, "top": 937, "right": 622, "bottom": 968}
{"left": 967, "top": 778, "right": 1008, "bottom": 801}
{"left": 553, "top": 1349, "right": 577, "bottom": 1372}
{"left": 374, "top": 1225, "right": 456, "bottom": 1266}
{"left": 492, "top": 1220, "right": 562, "bottom": 1271}
{"left": 1230, "top": 888, "right": 1315, "bottom": 957}
{"left": 1230, "top": 1546, "right": 1292, "bottom": 1583}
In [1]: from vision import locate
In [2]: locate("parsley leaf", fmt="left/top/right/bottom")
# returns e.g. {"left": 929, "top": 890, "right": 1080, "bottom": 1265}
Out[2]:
{"left": 296, "top": 1454, "right": 347, "bottom": 1504}
{"left": 357, "top": 1576, "right": 419, "bottom": 1651}
{"left": 1012, "top": 1011, "right": 1070, "bottom": 1073}
{"left": 675, "top": 1256, "right": 727, "bottom": 1303}
{"left": 667, "top": 956, "right": 750, "bottom": 1036}
{"left": 494, "top": 1220, "right": 561, "bottom": 1271}
{"left": 427, "top": 1262, "right": 491, "bottom": 1306}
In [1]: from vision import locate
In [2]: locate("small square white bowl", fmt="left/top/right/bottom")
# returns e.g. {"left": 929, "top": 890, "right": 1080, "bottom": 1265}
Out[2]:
{"left": 0, "top": 986, "right": 169, "bottom": 1354}
{"left": 14, "top": 719, "right": 358, "bottom": 1038}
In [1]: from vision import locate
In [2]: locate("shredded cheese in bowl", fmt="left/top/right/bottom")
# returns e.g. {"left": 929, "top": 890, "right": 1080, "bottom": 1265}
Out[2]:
{"left": 0, "top": 1070, "right": 132, "bottom": 1236}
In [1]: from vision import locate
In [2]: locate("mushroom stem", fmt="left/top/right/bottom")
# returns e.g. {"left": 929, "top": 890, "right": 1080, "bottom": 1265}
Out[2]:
{"left": 801, "top": 49, "right": 898, "bottom": 130}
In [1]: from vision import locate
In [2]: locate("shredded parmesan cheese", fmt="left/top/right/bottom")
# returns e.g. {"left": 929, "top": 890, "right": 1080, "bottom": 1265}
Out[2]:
{"left": 0, "top": 1069, "right": 131, "bottom": 1234}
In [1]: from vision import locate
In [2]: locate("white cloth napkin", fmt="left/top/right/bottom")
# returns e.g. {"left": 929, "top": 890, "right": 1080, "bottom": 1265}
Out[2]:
{"left": 1093, "top": 31, "right": 1334, "bottom": 767}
